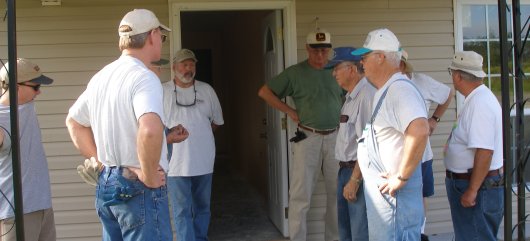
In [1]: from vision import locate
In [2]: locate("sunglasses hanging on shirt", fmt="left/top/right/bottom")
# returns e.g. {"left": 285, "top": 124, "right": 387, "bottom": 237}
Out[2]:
{"left": 174, "top": 83, "right": 197, "bottom": 107}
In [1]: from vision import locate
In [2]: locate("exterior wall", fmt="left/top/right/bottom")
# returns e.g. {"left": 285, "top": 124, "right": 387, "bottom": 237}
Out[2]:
{"left": 0, "top": 0, "right": 458, "bottom": 240}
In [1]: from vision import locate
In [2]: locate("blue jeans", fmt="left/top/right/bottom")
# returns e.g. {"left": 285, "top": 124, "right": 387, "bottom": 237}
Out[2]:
{"left": 337, "top": 167, "right": 368, "bottom": 241}
{"left": 445, "top": 175, "right": 504, "bottom": 241}
{"left": 362, "top": 165, "right": 423, "bottom": 241}
{"left": 421, "top": 160, "right": 434, "bottom": 197}
{"left": 167, "top": 174, "right": 213, "bottom": 241}
{"left": 96, "top": 167, "right": 172, "bottom": 241}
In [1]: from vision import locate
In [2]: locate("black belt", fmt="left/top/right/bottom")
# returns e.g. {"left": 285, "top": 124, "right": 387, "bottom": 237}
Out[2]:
{"left": 446, "top": 168, "right": 503, "bottom": 180}
{"left": 339, "top": 160, "right": 356, "bottom": 168}
{"left": 298, "top": 124, "right": 337, "bottom": 135}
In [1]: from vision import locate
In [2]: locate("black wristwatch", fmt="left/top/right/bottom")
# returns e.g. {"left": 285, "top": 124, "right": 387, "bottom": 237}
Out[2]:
{"left": 397, "top": 175, "right": 409, "bottom": 182}
{"left": 431, "top": 115, "right": 441, "bottom": 122}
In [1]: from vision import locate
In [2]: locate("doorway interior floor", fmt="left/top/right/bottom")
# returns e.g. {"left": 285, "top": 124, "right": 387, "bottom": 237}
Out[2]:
{"left": 208, "top": 168, "right": 285, "bottom": 241}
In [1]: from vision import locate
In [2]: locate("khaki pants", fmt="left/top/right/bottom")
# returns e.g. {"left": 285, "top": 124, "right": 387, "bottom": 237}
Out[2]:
{"left": 289, "top": 131, "right": 339, "bottom": 241}
{"left": 0, "top": 208, "right": 56, "bottom": 241}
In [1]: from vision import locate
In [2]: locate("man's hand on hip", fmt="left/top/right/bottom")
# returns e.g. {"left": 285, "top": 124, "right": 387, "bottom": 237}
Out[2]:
{"left": 129, "top": 166, "right": 166, "bottom": 189}
{"left": 379, "top": 172, "right": 407, "bottom": 197}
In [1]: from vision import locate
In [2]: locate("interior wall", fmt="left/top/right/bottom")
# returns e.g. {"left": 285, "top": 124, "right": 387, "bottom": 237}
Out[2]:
{"left": 181, "top": 10, "right": 270, "bottom": 199}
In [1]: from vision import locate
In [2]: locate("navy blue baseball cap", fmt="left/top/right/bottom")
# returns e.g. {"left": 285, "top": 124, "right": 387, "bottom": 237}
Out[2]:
{"left": 325, "top": 47, "right": 361, "bottom": 69}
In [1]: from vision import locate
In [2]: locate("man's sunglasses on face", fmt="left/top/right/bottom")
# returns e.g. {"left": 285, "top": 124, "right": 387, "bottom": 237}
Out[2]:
{"left": 18, "top": 83, "right": 41, "bottom": 91}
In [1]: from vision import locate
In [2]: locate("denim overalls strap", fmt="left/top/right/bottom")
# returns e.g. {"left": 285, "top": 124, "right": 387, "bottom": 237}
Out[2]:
{"left": 370, "top": 78, "right": 425, "bottom": 123}
{"left": 366, "top": 79, "right": 424, "bottom": 173}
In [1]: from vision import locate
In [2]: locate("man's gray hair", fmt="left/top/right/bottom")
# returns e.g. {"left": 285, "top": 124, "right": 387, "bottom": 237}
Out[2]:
{"left": 383, "top": 51, "right": 402, "bottom": 67}
{"left": 456, "top": 69, "right": 483, "bottom": 82}
{"left": 118, "top": 31, "right": 149, "bottom": 51}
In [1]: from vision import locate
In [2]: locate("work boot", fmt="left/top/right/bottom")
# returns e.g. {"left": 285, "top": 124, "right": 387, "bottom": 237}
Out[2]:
{"left": 421, "top": 233, "right": 429, "bottom": 241}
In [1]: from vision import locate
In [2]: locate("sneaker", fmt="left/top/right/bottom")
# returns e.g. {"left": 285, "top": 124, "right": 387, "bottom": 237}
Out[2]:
{"left": 421, "top": 233, "right": 429, "bottom": 241}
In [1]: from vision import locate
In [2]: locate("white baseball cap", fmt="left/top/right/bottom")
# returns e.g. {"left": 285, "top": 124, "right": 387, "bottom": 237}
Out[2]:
{"left": 306, "top": 30, "right": 332, "bottom": 48}
{"left": 449, "top": 51, "right": 487, "bottom": 78}
{"left": 118, "top": 9, "right": 171, "bottom": 37}
{"left": 351, "top": 28, "right": 400, "bottom": 56}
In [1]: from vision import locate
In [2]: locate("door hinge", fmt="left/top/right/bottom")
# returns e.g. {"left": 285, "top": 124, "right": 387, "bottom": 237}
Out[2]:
{"left": 277, "top": 28, "right": 283, "bottom": 41}
{"left": 281, "top": 117, "right": 287, "bottom": 130}
{"left": 284, "top": 207, "right": 288, "bottom": 219}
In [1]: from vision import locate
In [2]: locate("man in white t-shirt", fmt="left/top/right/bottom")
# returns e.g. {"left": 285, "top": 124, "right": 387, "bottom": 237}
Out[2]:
{"left": 66, "top": 9, "right": 186, "bottom": 241}
{"left": 163, "top": 49, "right": 224, "bottom": 241}
{"left": 400, "top": 50, "right": 454, "bottom": 241}
{"left": 444, "top": 51, "right": 503, "bottom": 241}
{"left": 352, "top": 28, "right": 429, "bottom": 241}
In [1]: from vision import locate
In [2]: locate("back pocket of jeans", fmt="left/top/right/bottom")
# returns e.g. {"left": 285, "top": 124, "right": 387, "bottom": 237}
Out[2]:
{"left": 112, "top": 191, "right": 146, "bottom": 230}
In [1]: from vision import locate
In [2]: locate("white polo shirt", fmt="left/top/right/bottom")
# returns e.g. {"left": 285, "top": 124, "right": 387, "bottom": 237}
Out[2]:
{"left": 68, "top": 55, "right": 168, "bottom": 171}
{"left": 163, "top": 80, "right": 224, "bottom": 176}
{"left": 444, "top": 85, "right": 503, "bottom": 173}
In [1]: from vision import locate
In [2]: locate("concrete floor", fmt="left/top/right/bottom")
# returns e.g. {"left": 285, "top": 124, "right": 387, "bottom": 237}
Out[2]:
{"left": 208, "top": 170, "right": 284, "bottom": 241}
{"left": 206, "top": 170, "right": 520, "bottom": 241}
{"left": 206, "top": 168, "right": 457, "bottom": 241}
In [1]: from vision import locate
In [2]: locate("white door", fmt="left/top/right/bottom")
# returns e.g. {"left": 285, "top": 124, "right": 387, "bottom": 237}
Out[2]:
{"left": 262, "top": 10, "right": 289, "bottom": 237}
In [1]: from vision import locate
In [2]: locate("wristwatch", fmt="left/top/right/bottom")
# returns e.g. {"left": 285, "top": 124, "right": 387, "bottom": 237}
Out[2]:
{"left": 431, "top": 115, "right": 441, "bottom": 122}
{"left": 397, "top": 175, "right": 409, "bottom": 182}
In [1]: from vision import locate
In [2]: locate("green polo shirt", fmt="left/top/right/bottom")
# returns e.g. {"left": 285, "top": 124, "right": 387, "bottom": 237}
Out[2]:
{"left": 267, "top": 60, "right": 343, "bottom": 130}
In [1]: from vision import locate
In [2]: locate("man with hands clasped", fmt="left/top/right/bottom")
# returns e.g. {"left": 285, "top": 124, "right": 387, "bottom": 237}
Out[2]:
{"left": 328, "top": 47, "right": 375, "bottom": 241}
{"left": 444, "top": 51, "right": 503, "bottom": 241}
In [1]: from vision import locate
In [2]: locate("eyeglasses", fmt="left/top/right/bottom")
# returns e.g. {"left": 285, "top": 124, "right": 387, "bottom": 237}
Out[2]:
{"left": 151, "top": 28, "right": 167, "bottom": 43}
{"left": 18, "top": 83, "right": 41, "bottom": 91}
{"left": 332, "top": 63, "right": 353, "bottom": 73}
{"left": 151, "top": 65, "right": 162, "bottom": 71}
{"left": 361, "top": 52, "right": 381, "bottom": 62}
{"left": 308, "top": 48, "right": 330, "bottom": 55}
{"left": 174, "top": 83, "right": 197, "bottom": 107}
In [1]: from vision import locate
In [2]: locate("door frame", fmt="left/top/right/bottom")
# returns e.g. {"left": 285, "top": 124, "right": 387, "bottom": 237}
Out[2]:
{"left": 169, "top": 1, "right": 297, "bottom": 69}
{"left": 168, "top": 0, "right": 297, "bottom": 235}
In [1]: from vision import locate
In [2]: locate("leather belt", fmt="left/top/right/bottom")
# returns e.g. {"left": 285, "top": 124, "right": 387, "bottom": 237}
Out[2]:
{"left": 339, "top": 160, "right": 356, "bottom": 168}
{"left": 446, "top": 167, "right": 503, "bottom": 180}
{"left": 298, "top": 124, "right": 337, "bottom": 135}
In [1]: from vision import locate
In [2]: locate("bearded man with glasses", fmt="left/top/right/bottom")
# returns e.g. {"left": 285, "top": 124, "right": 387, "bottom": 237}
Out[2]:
{"left": 162, "top": 48, "right": 224, "bottom": 241}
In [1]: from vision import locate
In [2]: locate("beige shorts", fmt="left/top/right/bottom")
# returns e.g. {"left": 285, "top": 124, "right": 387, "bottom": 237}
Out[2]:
{"left": 0, "top": 208, "right": 56, "bottom": 241}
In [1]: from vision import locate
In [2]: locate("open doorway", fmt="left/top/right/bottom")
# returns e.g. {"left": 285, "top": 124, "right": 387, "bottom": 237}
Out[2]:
{"left": 179, "top": 10, "right": 285, "bottom": 240}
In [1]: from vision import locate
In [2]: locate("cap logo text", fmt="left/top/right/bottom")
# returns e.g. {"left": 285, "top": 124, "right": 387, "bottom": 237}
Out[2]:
{"left": 316, "top": 33, "right": 326, "bottom": 41}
